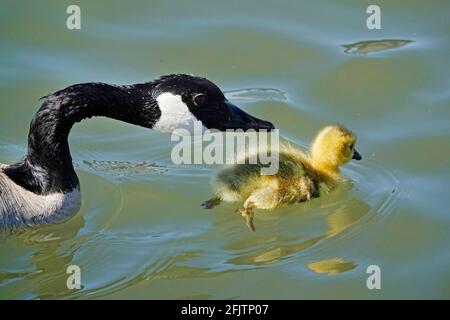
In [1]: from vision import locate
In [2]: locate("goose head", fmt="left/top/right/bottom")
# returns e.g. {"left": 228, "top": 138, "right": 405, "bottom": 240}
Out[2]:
{"left": 145, "top": 74, "right": 275, "bottom": 133}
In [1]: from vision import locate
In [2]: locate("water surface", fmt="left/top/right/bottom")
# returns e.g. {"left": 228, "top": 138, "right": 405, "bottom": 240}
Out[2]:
{"left": 0, "top": 0, "right": 449, "bottom": 299}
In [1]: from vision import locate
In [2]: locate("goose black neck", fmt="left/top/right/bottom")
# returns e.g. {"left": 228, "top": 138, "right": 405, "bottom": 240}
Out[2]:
{"left": 4, "top": 82, "right": 160, "bottom": 194}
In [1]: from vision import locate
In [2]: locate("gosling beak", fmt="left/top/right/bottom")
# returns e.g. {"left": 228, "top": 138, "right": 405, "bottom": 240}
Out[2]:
{"left": 352, "top": 150, "right": 362, "bottom": 160}
{"left": 222, "top": 100, "right": 275, "bottom": 131}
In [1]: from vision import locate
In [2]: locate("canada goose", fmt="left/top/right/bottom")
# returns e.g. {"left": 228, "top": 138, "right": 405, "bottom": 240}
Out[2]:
{"left": 202, "top": 125, "right": 361, "bottom": 231}
{"left": 0, "top": 74, "right": 274, "bottom": 230}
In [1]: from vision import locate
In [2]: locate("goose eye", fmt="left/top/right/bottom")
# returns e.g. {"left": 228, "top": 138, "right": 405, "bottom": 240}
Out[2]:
{"left": 193, "top": 93, "right": 208, "bottom": 107}
{"left": 349, "top": 144, "right": 354, "bottom": 150}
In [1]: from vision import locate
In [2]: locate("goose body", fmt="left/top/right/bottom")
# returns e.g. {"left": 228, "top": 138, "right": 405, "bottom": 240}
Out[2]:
{"left": 0, "top": 74, "right": 274, "bottom": 231}
{"left": 203, "top": 125, "right": 361, "bottom": 231}
{"left": 0, "top": 166, "right": 81, "bottom": 229}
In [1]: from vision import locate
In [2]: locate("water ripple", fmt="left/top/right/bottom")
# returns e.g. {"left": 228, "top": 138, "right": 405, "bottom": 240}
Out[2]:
{"left": 225, "top": 88, "right": 287, "bottom": 102}
{"left": 342, "top": 39, "right": 413, "bottom": 55}
{"left": 210, "top": 159, "right": 403, "bottom": 269}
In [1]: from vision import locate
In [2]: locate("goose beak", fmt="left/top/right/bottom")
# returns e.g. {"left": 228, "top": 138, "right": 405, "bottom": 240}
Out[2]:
{"left": 352, "top": 150, "right": 362, "bottom": 160}
{"left": 222, "top": 100, "right": 275, "bottom": 131}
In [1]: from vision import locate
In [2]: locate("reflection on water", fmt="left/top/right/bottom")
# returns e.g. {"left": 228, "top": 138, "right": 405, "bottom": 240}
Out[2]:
{"left": 342, "top": 39, "right": 413, "bottom": 55}
{"left": 0, "top": 214, "right": 85, "bottom": 299}
{"left": 308, "top": 258, "right": 357, "bottom": 275}
{"left": 225, "top": 88, "right": 287, "bottom": 102}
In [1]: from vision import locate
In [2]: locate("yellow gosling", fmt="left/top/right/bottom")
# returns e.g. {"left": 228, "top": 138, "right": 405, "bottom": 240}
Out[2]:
{"left": 202, "top": 124, "right": 362, "bottom": 231}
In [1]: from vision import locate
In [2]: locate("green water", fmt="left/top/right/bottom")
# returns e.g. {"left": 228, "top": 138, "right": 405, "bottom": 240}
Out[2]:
{"left": 0, "top": 0, "right": 449, "bottom": 299}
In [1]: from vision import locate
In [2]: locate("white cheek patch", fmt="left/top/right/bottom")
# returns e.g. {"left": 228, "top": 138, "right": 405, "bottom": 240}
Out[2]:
{"left": 154, "top": 92, "right": 206, "bottom": 134}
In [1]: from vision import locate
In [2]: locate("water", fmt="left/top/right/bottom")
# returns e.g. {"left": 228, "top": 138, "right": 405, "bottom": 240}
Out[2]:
{"left": 0, "top": 0, "right": 449, "bottom": 299}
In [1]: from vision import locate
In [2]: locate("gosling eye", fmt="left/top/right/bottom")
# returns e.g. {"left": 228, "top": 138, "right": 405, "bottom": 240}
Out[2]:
{"left": 349, "top": 144, "right": 354, "bottom": 150}
{"left": 193, "top": 93, "right": 208, "bottom": 107}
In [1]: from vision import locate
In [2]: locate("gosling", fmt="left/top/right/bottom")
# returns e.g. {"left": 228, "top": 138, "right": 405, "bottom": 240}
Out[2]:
{"left": 202, "top": 124, "right": 362, "bottom": 231}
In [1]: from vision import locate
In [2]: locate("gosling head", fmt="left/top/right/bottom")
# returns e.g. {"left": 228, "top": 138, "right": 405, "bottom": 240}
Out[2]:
{"left": 310, "top": 124, "right": 361, "bottom": 173}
